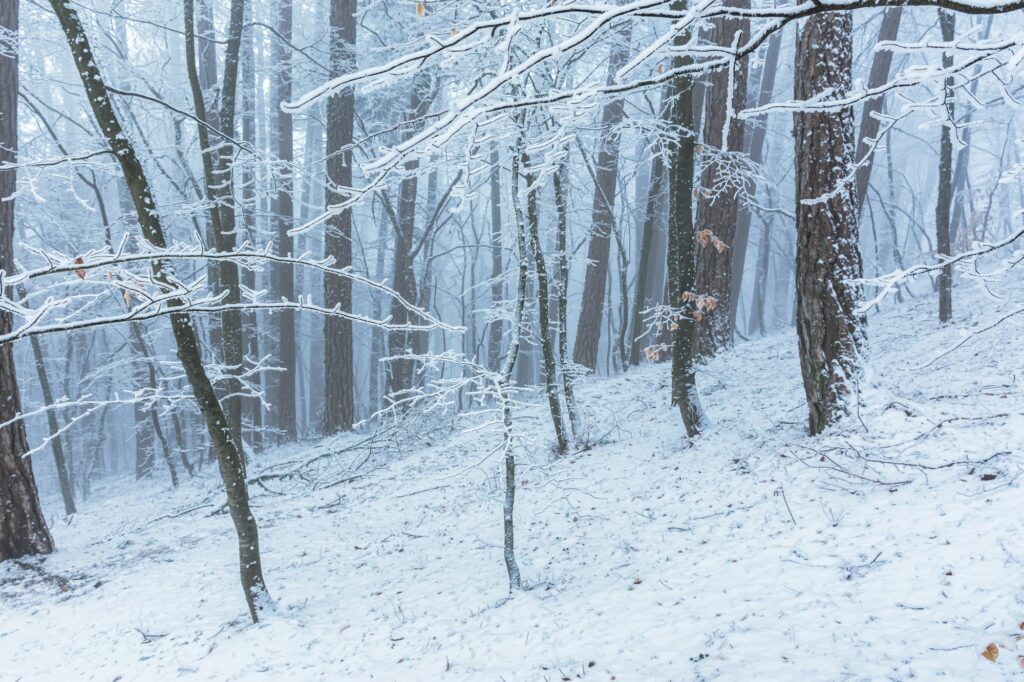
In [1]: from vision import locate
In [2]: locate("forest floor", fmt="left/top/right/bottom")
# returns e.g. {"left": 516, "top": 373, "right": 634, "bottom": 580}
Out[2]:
{"left": 3, "top": 273, "right": 1023, "bottom": 681}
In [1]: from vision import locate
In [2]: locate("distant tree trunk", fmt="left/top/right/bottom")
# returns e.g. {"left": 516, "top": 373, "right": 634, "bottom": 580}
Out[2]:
{"left": 629, "top": 101, "right": 668, "bottom": 366}
{"left": 323, "top": 0, "right": 356, "bottom": 433}
{"left": 387, "top": 74, "right": 433, "bottom": 400}
{"left": 516, "top": 140, "right": 568, "bottom": 455}
{"left": 273, "top": 0, "right": 297, "bottom": 439}
{"left": 552, "top": 162, "right": 581, "bottom": 438}
{"left": 694, "top": 0, "right": 750, "bottom": 354}
{"left": 487, "top": 142, "right": 504, "bottom": 371}
{"left": 735, "top": 28, "right": 781, "bottom": 336}
{"left": 240, "top": 1, "right": 262, "bottom": 451}
{"left": 667, "top": 0, "right": 705, "bottom": 437}
{"left": 936, "top": 9, "right": 955, "bottom": 323}
{"left": 0, "top": 0, "right": 54, "bottom": 562}
{"left": 573, "top": 34, "right": 630, "bottom": 371}
{"left": 793, "top": 10, "right": 864, "bottom": 435}
{"left": 855, "top": 7, "right": 903, "bottom": 218}
{"left": 25, "top": 332, "right": 75, "bottom": 514}
{"left": 50, "top": 0, "right": 270, "bottom": 620}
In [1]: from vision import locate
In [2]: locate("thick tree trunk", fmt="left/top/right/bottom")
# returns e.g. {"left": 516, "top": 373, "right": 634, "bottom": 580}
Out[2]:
{"left": 936, "top": 10, "right": 955, "bottom": 323}
{"left": 50, "top": 0, "right": 269, "bottom": 620}
{"left": 693, "top": 0, "right": 750, "bottom": 354}
{"left": 573, "top": 34, "right": 630, "bottom": 371}
{"left": 323, "top": 0, "right": 357, "bottom": 433}
{"left": 793, "top": 10, "right": 864, "bottom": 435}
{"left": 855, "top": 8, "right": 903, "bottom": 218}
{"left": 667, "top": 1, "right": 705, "bottom": 437}
{"left": 0, "top": 1, "right": 54, "bottom": 558}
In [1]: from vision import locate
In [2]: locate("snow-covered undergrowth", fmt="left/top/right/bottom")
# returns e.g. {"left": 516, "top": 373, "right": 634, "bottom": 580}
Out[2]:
{"left": 3, "top": 275, "right": 1022, "bottom": 681}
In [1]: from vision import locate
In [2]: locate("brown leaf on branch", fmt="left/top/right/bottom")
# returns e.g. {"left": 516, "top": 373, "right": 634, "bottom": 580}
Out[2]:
{"left": 74, "top": 256, "right": 86, "bottom": 280}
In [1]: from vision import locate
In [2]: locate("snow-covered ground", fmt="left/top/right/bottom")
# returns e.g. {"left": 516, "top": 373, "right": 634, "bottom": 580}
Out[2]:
{"left": 3, "top": 275, "right": 1023, "bottom": 681}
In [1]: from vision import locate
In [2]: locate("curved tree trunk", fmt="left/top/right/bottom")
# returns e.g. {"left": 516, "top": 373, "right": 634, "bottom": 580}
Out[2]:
{"left": 793, "top": 10, "right": 864, "bottom": 435}
{"left": 49, "top": 0, "right": 269, "bottom": 621}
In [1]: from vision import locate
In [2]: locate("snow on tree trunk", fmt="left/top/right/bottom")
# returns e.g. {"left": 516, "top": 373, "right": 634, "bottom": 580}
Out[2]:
{"left": 793, "top": 9, "right": 865, "bottom": 436}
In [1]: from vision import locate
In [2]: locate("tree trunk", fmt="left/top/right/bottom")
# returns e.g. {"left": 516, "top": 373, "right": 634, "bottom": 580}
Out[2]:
{"left": 573, "top": 33, "right": 630, "bottom": 371}
{"left": 734, "top": 28, "right": 781, "bottom": 336}
{"left": 49, "top": 0, "right": 269, "bottom": 620}
{"left": 323, "top": 0, "right": 357, "bottom": 433}
{"left": 552, "top": 162, "right": 581, "bottom": 438}
{"left": 793, "top": 10, "right": 864, "bottom": 435}
{"left": 854, "top": 8, "right": 903, "bottom": 218}
{"left": 273, "top": 0, "right": 297, "bottom": 440}
{"left": 667, "top": 0, "right": 705, "bottom": 437}
{"left": 386, "top": 74, "right": 433, "bottom": 400}
{"left": 693, "top": 0, "right": 750, "bottom": 354}
{"left": 0, "top": 0, "right": 54, "bottom": 562}
{"left": 487, "top": 142, "right": 504, "bottom": 371}
{"left": 936, "top": 9, "right": 955, "bottom": 323}
{"left": 240, "top": 1, "right": 262, "bottom": 452}
{"left": 517, "top": 140, "right": 568, "bottom": 455}
{"left": 25, "top": 332, "right": 76, "bottom": 515}
{"left": 629, "top": 101, "right": 668, "bottom": 366}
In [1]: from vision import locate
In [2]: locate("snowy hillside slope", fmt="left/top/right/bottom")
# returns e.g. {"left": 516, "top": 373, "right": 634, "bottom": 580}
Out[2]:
{"left": 2, "top": 273, "right": 1023, "bottom": 681}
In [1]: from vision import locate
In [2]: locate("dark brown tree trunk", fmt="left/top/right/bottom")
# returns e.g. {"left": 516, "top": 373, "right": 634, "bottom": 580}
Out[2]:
{"left": 50, "top": 0, "right": 269, "bottom": 620}
{"left": 936, "top": 9, "right": 955, "bottom": 323}
{"left": 273, "top": 0, "right": 297, "bottom": 439}
{"left": 1, "top": 1, "right": 54, "bottom": 558}
{"left": 667, "top": 0, "right": 705, "bottom": 437}
{"left": 694, "top": 0, "right": 750, "bottom": 354}
{"left": 734, "top": 28, "right": 781, "bottom": 336}
{"left": 854, "top": 7, "right": 903, "bottom": 217}
{"left": 573, "top": 34, "right": 630, "bottom": 371}
{"left": 323, "top": 0, "right": 357, "bottom": 433}
{"left": 793, "top": 10, "right": 864, "bottom": 435}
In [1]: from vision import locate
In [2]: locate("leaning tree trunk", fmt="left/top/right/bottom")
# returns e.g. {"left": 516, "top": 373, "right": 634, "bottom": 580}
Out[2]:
{"left": 0, "top": 0, "right": 55, "bottom": 560}
{"left": 323, "top": 0, "right": 357, "bottom": 433}
{"left": 573, "top": 33, "right": 630, "bottom": 371}
{"left": 49, "top": 0, "right": 269, "bottom": 621}
{"left": 667, "top": 0, "right": 706, "bottom": 438}
{"left": 793, "top": 10, "right": 865, "bottom": 435}
{"left": 936, "top": 9, "right": 955, "bottom": 323}
{"left": 552, "top": 161, "right": 582, "bottom": 438}
{"left": 693, "top": 0, "right": 750, "bottom": 355}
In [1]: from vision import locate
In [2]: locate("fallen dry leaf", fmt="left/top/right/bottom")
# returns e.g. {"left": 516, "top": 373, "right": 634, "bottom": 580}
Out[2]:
{"left": 982, "top": 643, "right": 999, "bottom": 662}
